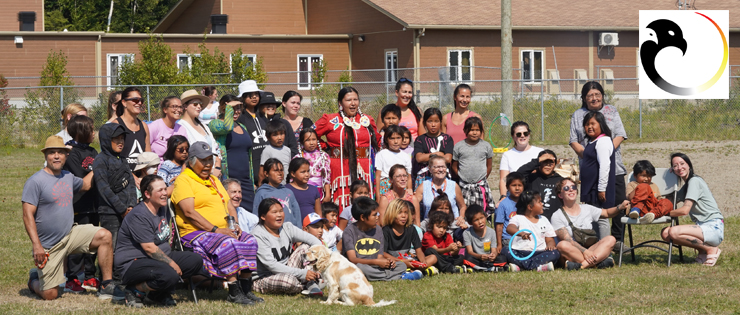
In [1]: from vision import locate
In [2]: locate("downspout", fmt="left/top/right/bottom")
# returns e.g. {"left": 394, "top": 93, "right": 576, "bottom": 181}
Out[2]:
{"left": 96, "top": 35, "right": 102, "bottom": 96}
{"left": 413, "top": 28, "right": 424, "bottom": 83}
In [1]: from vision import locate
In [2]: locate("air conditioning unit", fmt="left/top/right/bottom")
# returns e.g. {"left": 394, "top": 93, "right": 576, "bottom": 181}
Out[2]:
{"left": 599, "top": 32, "right": 619, "bottom": 46}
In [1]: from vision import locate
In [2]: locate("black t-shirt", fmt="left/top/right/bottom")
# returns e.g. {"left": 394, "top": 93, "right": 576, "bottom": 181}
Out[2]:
{"left": 412, "top": 133, "right": 455, "bottom": 182}
{"left": 382, "top": 225, "right": 421, "bottom": 257}
{"left": 114, "top": 202, "right": 171, "bottom": 278}
{"left": 116, "top": 117, "right": 147, "bottom": 172}
{"left": 63, "top": 142, "right": 98, "bottom": 215}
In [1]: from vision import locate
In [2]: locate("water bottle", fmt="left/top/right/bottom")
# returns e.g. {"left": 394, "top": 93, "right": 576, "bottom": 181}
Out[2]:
{"left": 225, "top": 215, "right": 236, "bottom": 231}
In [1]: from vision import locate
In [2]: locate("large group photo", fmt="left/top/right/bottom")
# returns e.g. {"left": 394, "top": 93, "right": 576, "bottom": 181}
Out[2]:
{"left": 2, "top": 0, "right": 740, "bottom": 314}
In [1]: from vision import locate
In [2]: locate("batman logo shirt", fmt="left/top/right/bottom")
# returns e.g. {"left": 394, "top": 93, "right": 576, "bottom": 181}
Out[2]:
{"left": 355, "top": 238, "right": 381, "bottom": 256}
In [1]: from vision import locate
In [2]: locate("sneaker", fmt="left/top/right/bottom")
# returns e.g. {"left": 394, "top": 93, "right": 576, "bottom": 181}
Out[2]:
{"left": 613, "top": 241, "right": 624, "bottom": 254}
{"left": 536, "top": 262, "right": 555, "bottom": 272}
{"left": 28, "top": 268, "right": 39, "bottom": 293}
{"left": 424, "top": 266, "right": 439, "bottom": 276}
{"left": 507, "top": 263, "right": 520, "bottom": 272}
{"left": 486, "top": 266, "right": 504, "bottom": 272}
{"left": 597, "top": 256, "right": 615, "bottom": 269}
{"left": 565, "top": 260, "right": 582, "bottom": 271}
{"left": 124, "top": 287, "right": 144, "bottom": 308}
{"left": 463, "top": 265, "right": 473, "bottom": 274}
{"left": 82, "top": 278, "right": 100, "bottom": 292}
{"left": 145, "top": 291, "right": 177, "bottom": 307}
{"left": 454, "top": 266, "right": 464, "bottom": 274}
{"left": 628, "top": 207, "right": 640, "bottom": 219}
{"left": 639, "top": 213, "right": 655, "bottom": 224}
{"left": 300, "top": 281, "right": 323, "bottom": 296}
{"left": 98, "top": 281, "right": 125, "bottom": 301}
{"left": 400, "top": 270, "right": 423, "bottom": 280}
{"left": 64, "top": 279, "right": 85, "bottom": 293}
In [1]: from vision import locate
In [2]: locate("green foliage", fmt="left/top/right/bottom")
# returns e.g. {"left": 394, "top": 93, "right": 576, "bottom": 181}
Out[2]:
{"left": 183, "top": 42, "right": 230, "bottom": 85}
{"left": 118, "top": 35, "right": 180, "bottom": 86}
{"left": 231, "top": 48, "right": 269, "bottom": 87}
{"left": 0, "top": 74, "right": 22, "bottom": 147}
{"left": 308, "top": 61, "right": 356, "bottom": 118}
{"left": 45, "top": 0, "right": 179, "bottom": 33}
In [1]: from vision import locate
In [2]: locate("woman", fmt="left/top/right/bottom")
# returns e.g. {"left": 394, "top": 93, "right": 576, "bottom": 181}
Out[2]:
{"left": 661, "top": 153, "right": 724, "bottom": 267}
{"left": 56, "top": 103, "right": 88, "bottom": 144}
{"left": 498, "top": 121, "right": 543, "bottom": 207}
{"left": 377, "top": 78, "right": 424, "bottom": 139}
{"left": 209, "top": 94, "right": 255, "bottom": 210}
{"left": 148, "top": 96, "right": 188, "bottom": 160}
{"left": 236, "top": 80, "right": 269, "bottom": 185}
{"left": 177, "top": 89, "right": 223, "bottom": 179}
{"left": 251, "top": 198, "right": 322, "bottom": 295}
{"left": 114, "top": 175, "right": 204, "bottom": 307}
{"left": 281, "top": 91, "right": 313, "bottom": 140}
{"left": 115, "top": 87, "right": 152, "bottom": 173}
{"left": 441, "top": 84, "right": 482, "bottom": 144}
{"left": 171, "top": 141, "right": 263, "bottom": 305}
{"left": 199, "top": 86, "right": 219, "bottom": 126}
{"left": 315, "top": 87, "right": 380, "bottom": 209}
{"left": 514, "top": 150, "right": 563, "bottom": 220}
{"left": 569, "top": 81, "right": 628, "bottom": 243}
{"left": 552, "top": 178, "right": 630, "bottom": 270}
{"left": 378, "top": 165, "right": 421, "bottom": 226}
{"left": 106, "top": 91, "right": 122, "bottom": 123}
{"left": 415, "top": 155, "right": 467, "bottom": 229}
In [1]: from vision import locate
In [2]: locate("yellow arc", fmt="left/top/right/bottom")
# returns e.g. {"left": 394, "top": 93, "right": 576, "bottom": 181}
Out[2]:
{"left": 696, "top": 12, "right": 728, "bottom": 93}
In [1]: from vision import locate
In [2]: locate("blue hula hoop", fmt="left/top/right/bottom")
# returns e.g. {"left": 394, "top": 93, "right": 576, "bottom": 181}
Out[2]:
{"left": 508, "top": 229, "right": 537, "bottom": 261}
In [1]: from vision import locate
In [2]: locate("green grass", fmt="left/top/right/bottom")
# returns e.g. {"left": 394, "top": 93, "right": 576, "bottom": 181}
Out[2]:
{"left": 1, "top": 148, "right": 739, "bottom": 314}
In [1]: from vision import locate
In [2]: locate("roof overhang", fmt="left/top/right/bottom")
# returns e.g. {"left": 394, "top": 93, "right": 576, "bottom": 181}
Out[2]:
{"left": 152, "top": 0, "right": 195, "bottom": 33}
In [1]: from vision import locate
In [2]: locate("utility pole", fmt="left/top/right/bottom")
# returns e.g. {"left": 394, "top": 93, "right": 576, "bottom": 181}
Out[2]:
{"left": 501, "top": 0, "right": 513, "bottom": 122}
{"left": 106, "top": 0, "right": 114, "bottom": 32}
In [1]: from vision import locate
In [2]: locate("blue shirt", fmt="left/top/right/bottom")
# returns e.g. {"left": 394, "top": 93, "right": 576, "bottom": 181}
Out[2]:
{"left": 494, "top": 197, "right": 517, "bottom": 241}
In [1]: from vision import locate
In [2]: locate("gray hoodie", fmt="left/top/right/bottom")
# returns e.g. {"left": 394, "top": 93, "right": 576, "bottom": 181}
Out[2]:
{"left": 253, "top": 183, "right": 302, "bottom": 228}
{"left": 251, "top": 222, "right": 321, "bottom": 280}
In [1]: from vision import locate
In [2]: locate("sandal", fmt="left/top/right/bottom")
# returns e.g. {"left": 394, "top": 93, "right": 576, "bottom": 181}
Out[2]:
{"left": 703, "top": 249, "right": 721, "bottom": 267}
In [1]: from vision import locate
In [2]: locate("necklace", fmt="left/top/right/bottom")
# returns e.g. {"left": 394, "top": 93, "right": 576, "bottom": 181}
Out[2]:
{"left": 339, "top": 110, "right": 370, "bottom": 130}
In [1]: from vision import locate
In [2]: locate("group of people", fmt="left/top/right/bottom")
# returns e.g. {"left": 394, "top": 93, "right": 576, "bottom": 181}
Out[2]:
{"left": 22, "top": 79, "right": 725, "bottom": 307}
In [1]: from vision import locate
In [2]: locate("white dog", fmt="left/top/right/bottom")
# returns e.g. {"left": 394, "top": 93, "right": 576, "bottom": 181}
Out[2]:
{"left": 305, "top": 245, "right": 396, "bottom": 307}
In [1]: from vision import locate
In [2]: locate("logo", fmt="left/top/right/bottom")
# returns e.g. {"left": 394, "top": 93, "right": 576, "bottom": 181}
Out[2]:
{"left": 52, "top": 180, "right": 72, "bottom": 207}
{"left": 354, "top": 238, "right": 381, "bottom": 256}
{"left": 639, "top": 10, "right": 728, "bottom": 99}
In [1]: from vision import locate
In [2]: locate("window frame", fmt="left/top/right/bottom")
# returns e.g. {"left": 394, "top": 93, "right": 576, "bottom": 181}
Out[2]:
{"left": 176, "top": 53, "right": 202, "bottom": 71}
{"left": 520, "top": 48, "right": 546, "bottom": 84}
{"left": 106, "top": 53, "right": 134, "bottom": 88}
{"left": 447, "top": 48, "right": 474, "bottom": 83}
{"left": 385, "top": 49, "right": 398, "bottom": 83}
{"left": 297, "top": 54, "right": 324, "bottom": 90}
{"left": 229, "top": 54, "right": 257, "bottom": 72}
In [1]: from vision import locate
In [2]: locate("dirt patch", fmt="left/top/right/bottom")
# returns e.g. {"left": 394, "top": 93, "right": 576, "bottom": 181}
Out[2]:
{"left": 488, "top": 140, "right": 740, "bottom": 217}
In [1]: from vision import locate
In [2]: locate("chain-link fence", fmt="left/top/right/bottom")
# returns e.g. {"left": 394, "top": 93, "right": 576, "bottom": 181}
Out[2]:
{"left": 2, "top": 67, "right": 740, "bottom": 148}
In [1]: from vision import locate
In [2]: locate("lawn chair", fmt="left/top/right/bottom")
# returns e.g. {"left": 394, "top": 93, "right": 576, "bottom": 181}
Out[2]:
{"left": 618, "top": 168, "right": 684, "bottom": 267}
{"left": 168, "top": 199, "right": 217, "bottom": 304}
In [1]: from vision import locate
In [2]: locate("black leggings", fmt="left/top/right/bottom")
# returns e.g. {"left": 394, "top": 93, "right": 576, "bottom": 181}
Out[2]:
{"left": 611, "top": 174, "right": 627, "bottom": 241}
{"left": 121, "top": 251, "right": 204, "bottom": 293}
{"left": 424, "top": 248, "right": 464, "bottom": 273}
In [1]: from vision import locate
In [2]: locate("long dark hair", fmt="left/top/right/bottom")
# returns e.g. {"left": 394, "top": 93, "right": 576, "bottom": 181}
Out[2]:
{"left": 116, "top": 87, "right": 142, "bottom": 117}
{"left": 262, "top": 158, "right": 284, "bottom": 185}
{"left": 287, "top": 157, "right": 310, "bottom": 182}
{"left": 422, "top": 107, "right": 443, "bottom": 129}
{"left": 580, "top": 81, "right": 605, "bottom": 109}
{"left": 107, "top": 90, "right": 122, "bottom": 120}
{"left": 257, "top": 198, "right": 282, "bottom": 225}
{"left": 515, "top": 190, "right": 541, "bottom": 215}
{"left": 338, "top": 87, "right": 378, "bottom": 182}
{"left": 281, "top": 90, "right": 303, "bottom": 113}
{"left": 218, "top": 94, "right": 241, "bottom": 120}
{"left": 202, "top": 86, "right": 217, "bottom": 97}
{"left": 163, "top": 135, "right": 189, "bottom": 161}
{"left": 582, "top": 110, "right": 612, "bottom": 140}
{"left": 670, "top": 152, "right": 696, "bottom": 190}
{"left": 453, "top": 84, "right": 472, "bottom": 110}
{"left": 395, "top": 78, "right": 421, "bottom": 124}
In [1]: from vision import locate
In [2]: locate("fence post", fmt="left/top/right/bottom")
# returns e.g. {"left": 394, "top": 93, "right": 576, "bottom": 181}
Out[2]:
{"left": 60, "top": 86, "right": 64, "bottom": 129}
{"left": 146, "top": 85, "right": 151, "bottom": 121}
{"left": 639, "top": 98, "right": 642, "bottom": 139}
{"left": 540, "top": 79, "right": 545, "bottom": 142}
{"left": 438, "top": 81, "right": 442, "bottom": 108}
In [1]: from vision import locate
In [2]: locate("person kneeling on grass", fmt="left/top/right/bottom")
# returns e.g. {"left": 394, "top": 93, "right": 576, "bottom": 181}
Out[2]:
{"left": 504, "top": 191, "right": 560, "bottom": 272}
{"left": 115, "top": 175, "right": 204, "bottom": 307}
{"left": 342, "top": 197, "right": 423, "bottom": 281}
{"left": 421, "top": 211, "right": 468, "bottom": 273}
{"left": 551, "top": 178, "right": 630, "bottom": 270}
{"left": 463, "top": 205, "right": 508, "bottom": 272}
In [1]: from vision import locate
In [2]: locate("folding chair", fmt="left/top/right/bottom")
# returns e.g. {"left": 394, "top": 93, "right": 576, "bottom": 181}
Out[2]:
{"left": 618, "top": 168, "right": 684, "bottom": 267}
{"left": 168, "top": 199, "right": 217, "bottom": 304}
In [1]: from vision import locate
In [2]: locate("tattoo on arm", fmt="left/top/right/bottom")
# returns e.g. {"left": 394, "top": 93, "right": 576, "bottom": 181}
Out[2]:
{"left": 555, "top": 227, "right": 587, "bottom": 253}
{"left": 149, "top": 248, "right": 173, "bottom": 264}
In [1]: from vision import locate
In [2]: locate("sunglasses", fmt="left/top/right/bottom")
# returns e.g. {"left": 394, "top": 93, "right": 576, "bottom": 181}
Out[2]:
{"left": 124, "top": 97, "right": 143, "bottom": 103}
{"left": 562, "top": 185, "right": 578, "bottom": 192}
{"left": 515, "top": 131, "right": 530, "bottom": 138}
{"left": 399, "top": 78, "right": 413, "bottom": 84}
{"left": 176, "top": 147, "right": 188, "bottom": 153}
{"left": 188, "top": 101, "right": 203, "bottom": 106}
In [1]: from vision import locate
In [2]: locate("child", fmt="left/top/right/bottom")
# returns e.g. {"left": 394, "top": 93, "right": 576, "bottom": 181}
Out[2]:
{"left": 383, "top": 199, "right": 436, "bottom": 275}
{"left": 412, "top": 108, "right": 454, "bottom": 189}
{"left": 337, "top": 180, "right": 371, "bottom": 230}
{"left": 580, "top": 111, "right": 616, "bottom": 209}
{"left": 294, "top": 128, "right": 331, "bottom": 202}
{"left": 253, "top": 158, "right": 302, "bottom": 228}
{"left": 303, "top": 213, "right": 326, "bottom": 242}
{"left": 504, "top": 191, "right": 560, "bottom": 272}
{"left": 420, "top": 194, "right": 459, "bottom": 234}
{"left": 421, "top": 211, "right": 467, "bottom": 273}
{"left": 321, "top": 202, "right": 343, "bottom": 252}
{"left": 260, "top": 120, "right": 291, "bottom": 185}
{"left": 626, "top": 160, "right": 673, "bottom": 224}
{"left": 62, "top": 115, "right": 99, "bottom": 291}
{"left": 463, "top": 205, "right": 507, "bottom": 272}
{"left": 285, "top": 158, "right": 322, "bottom": 220}
{"left": 452, "top": 116, "right": 495, "bottom": 214}
{"left": 93, "top": 123, "right": 137, "bottom": 251}
{"left": 375, "top": 125, "right": 412, "bottom": 197}
{"left": 342, "top": 197, "right": 423, "bottom": 281}
{"left": 157, "top": 135, "right": 189, "bottom": 194}
{"left": 494, "top": 172, "right": 525, "bottom": 255}
{"left": 400, "top": 126, "right": 414, "bottom": 159}
{"left": 379, "top": 104, "right": 401, "bottom": 146}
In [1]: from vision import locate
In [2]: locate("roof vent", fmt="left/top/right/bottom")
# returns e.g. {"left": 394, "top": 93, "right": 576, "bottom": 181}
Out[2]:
{"left": 211, "top": 15, "right": 228, "bottom": 34}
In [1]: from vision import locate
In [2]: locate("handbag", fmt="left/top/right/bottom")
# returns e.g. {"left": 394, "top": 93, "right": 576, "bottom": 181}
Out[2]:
{"left": 562, "top": 208, "right": 599, "bottom": 247}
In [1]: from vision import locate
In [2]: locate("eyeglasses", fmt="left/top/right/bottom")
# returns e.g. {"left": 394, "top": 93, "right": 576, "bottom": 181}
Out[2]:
{"left": 432, "top": 165, "right": 446, "bottom": 170}
{"left": 398, "top": 78, "right": 413, "bottom": 84}
{"left": 562, "top": 185, "right": 578, "bottom": 192}
{"left": 393, "top": 174, "right": 409, "bottom": 179}
{"left": 586, "top": 93, "right": 603, "bottom": 99}
{"left": 176, "top": 147, "right": 188, "bottom": 153}
{"left": 515, "top": 131, "right": 530, "bottom": 138}
{"left": 124, "top": 97, "right": 143, "bottom": 103}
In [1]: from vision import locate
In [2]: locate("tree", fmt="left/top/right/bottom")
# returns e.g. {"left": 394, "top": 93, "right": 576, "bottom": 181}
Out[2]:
{"left": 118, "top": 35, "right": 180, "bottom": 85}
{"left": 309, "top": 61, "right": 353, "bottom": 116}
{"left": 44, "top": 0, "right": 179, "bottom": 33}
{"left": 182, "top": 42, "right": 230, "bottom": 85}
{"left": 230, "top": 47, "right": 268, "bottom": 87}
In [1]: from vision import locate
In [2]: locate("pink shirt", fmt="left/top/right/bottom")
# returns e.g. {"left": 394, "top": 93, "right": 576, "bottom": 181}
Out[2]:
{"left": 148, "top": 119, "right": 188, "bottom": 160}
{"left": 445, "top": 111, "right": 476, "bottom": 144}
{"left": 399, "top": 112, "right": 419, "bottom": 139}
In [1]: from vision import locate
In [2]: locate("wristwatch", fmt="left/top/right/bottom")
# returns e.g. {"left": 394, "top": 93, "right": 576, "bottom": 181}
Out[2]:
{"left": 211, "top": 225, "right": 218, "bottom": 232}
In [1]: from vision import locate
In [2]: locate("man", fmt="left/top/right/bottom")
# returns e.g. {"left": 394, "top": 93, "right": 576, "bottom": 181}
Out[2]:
{"left": 22, "top": 135, "right": 117, "bottom": 300}
{"left": 223, "top": 178, "right": 259, "bottom": 234}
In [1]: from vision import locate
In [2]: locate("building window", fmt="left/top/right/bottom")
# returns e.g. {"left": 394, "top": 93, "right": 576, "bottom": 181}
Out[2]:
{"left": 521, "top": 50, "right": 543, "bottom": 83}
{"left": 385, "top": 50, "right": 398, "bottom": 82}
{"left": 176, "top": 54, "right": 201, "bottom": 71}
{"left": 229, "top": 54, "right": 256, "bottom": 72}
{"left": 298, "top": 55, "right": 323, "bottom": 90}
{"left": 448, "top": 49, "right": 472, "bottom": 82}
{"left": 107, "top": 54, "right": 134, "bottom": 87}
